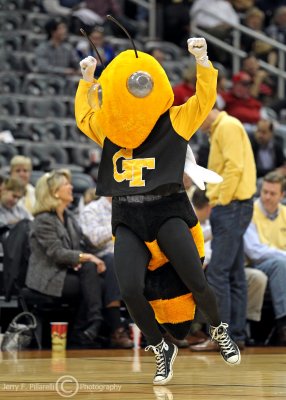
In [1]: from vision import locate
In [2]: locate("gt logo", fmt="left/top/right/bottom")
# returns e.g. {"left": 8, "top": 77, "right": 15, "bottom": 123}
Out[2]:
{"left": 113, "top": 149, "right": 155, "bottom": 187}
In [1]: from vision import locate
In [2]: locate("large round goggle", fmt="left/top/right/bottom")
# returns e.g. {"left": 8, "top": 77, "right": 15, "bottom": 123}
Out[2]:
{"left": 127, "top": 71, "right": 154, "bottom": 98}
{"left": 88, "top": 83, "right": 103, "bottom": 110}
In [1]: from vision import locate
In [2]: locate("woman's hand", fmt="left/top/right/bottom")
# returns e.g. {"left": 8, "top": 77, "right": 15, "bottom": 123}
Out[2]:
{"left": 78, "top": 253, "right": 106, "bottom": 274}
{"left": 79, "top": 252, "right": 106, "bottom": 274}
{"left": 89, "top": 254, "right": 106, "bottom": 274}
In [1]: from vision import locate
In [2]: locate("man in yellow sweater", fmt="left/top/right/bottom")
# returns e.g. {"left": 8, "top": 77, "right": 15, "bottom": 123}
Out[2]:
{"left": 196, "top": 108, "right": 257, "bottom": 349}
{"left": 244, "top": 171, "right": 286, "bottom": 345}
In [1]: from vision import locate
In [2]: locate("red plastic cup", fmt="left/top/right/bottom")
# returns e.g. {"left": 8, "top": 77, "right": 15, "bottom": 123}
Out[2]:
{"left": 50, "top": 322, "right": 68, "bottom": 351}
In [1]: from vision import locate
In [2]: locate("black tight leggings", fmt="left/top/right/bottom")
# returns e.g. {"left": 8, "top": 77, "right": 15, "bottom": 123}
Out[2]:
{"left": 114, "top": 218, "right": 221, "bottom": 345}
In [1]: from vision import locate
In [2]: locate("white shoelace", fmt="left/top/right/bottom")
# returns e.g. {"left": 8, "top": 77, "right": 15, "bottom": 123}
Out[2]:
{"left": 210, "top": 323, "right": 235, "bottom": 357}
{"left": 145, "top": 340, "right": 168, "bottom": 375}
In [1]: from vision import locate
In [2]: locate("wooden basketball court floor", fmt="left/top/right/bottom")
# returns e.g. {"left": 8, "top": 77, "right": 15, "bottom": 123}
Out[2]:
{"left": 0, "top": 347, "right": 285, "bottom": 399}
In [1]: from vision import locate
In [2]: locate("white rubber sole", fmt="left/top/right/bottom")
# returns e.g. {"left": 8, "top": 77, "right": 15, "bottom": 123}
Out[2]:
{"left": 153, "top": 345, "right": 178, "bottom": 385}
{"left": 222, "top": 348, "right": 241, "bottom": 366}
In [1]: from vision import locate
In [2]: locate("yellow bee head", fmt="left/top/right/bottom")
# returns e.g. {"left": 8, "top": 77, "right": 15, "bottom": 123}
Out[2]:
{"left": 86, "top": 19, "right": 174, "bottom": 149}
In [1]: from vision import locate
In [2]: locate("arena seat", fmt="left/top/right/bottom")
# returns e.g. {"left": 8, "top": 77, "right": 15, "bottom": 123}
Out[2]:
{"left": 23, "top": 33, "right": 46, "bottom": 52}
{"left": 24, "top": 12, "right": 51, "bottom": 34}
{"left": 0, "top": 73, "right": 21, "bottom": 94}
{"left": 0, "top": 0, "right": 25, "bottom": 10}
{"left": 0, "top": 95, "right": 21, "bottom": 116}
{"left": 22, "top": 142, "right": 69, "bottom": 169}
{"left": 70, "top": 146, "right": 101, "bottom": 169}
{"left": 29, "top": 120, "right": 67, "bottom": 141}
{"left": 22, "top": 73, "right": 67, "bottom": 96}
{"left": 23, "top": 97, "right": 66, "bottom": 118}
{"left": 0, "top": 143, "right": 18, "bottom": 167}
{"left": 0, "top": 117, "right": 18, "bottom": 135}
{"left": 71, "top": 171, "right": 95, "bottom": 194}
{"left": 0, "top": 11, "right": 24, "bottom": 32}
{"left": 5, "top": 51, "right": 38, "bottom": 73}
{"left": 0, "top": 35, "right": 22, "bottom": 52}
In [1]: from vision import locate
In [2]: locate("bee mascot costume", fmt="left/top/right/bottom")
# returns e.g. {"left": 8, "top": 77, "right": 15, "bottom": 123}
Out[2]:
{"left": 75, "top": 16, "right": 241, "bottom": 385}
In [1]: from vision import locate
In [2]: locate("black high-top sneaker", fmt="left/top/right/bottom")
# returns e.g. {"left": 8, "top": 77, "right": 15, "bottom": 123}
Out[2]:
{"left": 210, "top": 322, "right": 241, "bottom": 365}
{"left": 145, "top": 339, "right": 178, "bottom": 385}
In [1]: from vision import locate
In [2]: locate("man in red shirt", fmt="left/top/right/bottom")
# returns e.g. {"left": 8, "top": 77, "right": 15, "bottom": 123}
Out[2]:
{"left": 221, "top": 71, "right": 262, "bottom": 124}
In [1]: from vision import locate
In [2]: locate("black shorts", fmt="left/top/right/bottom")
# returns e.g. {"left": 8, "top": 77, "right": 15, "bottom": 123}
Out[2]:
{"left": 112, "top": 191, "right": 198, "bottom": 242}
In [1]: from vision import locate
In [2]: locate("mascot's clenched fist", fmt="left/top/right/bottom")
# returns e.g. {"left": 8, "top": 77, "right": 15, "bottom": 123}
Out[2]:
{"left": 79, "top": 55, "right": 97, "bottom": 82}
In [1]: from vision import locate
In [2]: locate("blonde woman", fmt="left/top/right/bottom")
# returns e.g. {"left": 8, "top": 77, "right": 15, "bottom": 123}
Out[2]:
{"left": 25, "top": 169, "right": 132, "bottom": 348}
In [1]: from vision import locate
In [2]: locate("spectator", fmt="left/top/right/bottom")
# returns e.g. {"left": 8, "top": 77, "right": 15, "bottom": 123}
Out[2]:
{"left": 10, "top": 156, "right": 35, "bottom": 214}
{"left": 243, "top": 171, "right": 286, "bottom": 345}
{"left": 220, "top": 71, "right": 262, "bottom": 125}
{"left": 84, "top": 0, "right": 138, "bottom": 38}
{"left": 84, "top": 0, "right": 122, "bottom": 21}
{"left": 0, "top": 177, "right": 32, "bottom": 226}
{"left": 35, "top": 18, "right": 80, "bottom": 75}
{"left": 76, "top": 26, "right": 115, "bottom": 78}
{"left": 255, "top": 0, "right": 286, "bottom": 27}
{"left": 249, "top": 119, "right": 285, "bottom": 178}
{"left": 241, "top": 54, "right": 275, "bottom": 103}
{"left": 25, "top": 169, "right": 132, "bottom": 349}
{"left": 79, "top": 196, "right": 113, "bottom": 259}
{"left": 189, "top": 188, "right": 268, "bottom": 351}
{"left": 42, "top": 0, "right": 106, "bottom": 34}
{"left": 43, "top": 0, "right": 82, "bottom": 18}
{"left": 77, "top": 187, "right": 98, "bottom": 216}
{"left": 190, "top": 0, "right": 239, "bottom": 64}
{"left": 231, "top": 0, "right": 255, "bottom": 18}
{"left": 242, "top": 8, "right": 277, "bottom": 66}
{"left": 191, "top": 0, "right": 239, "bottom": 33}
{"left": 160, "top": 0, "right": 192, "bottom": 47}
{"left": 195, "top": 107, "right": 256, "bottom": 348}
{"left": 148, "top": 48, "right": 167, "bottom": 65}
{"left": 265, "top": 6, "right": 286, "bottom": 44}
{"left": 173, "top": 65, "right": 196, "bottom": 106}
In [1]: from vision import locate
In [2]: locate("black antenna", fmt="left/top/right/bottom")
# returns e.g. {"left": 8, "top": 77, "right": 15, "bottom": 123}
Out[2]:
{"left": 106, "top": 14, "right": 138, "bottom": 58}
{"left": 80, "top": 28, "right": 106, "bottom": 68}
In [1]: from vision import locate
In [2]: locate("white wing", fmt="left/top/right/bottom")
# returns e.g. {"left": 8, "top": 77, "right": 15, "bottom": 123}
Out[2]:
{"left": 184, "top": 145, "right": 223, "bottom": 190}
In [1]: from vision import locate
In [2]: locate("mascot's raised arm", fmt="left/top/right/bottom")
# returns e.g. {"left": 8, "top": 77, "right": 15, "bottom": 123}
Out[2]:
{"left": 75, "top": 15, "right": 240, "bottom": 386}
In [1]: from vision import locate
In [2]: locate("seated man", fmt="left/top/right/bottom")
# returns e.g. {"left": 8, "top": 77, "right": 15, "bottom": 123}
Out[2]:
{"left": 249, "top": 119, "right": 285, "bottom": 178}
{"left": 244, "top": 171, "right": 286, "bottom": 345}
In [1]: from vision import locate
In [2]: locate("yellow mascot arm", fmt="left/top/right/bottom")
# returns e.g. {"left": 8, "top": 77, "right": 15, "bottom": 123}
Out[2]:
{"left": 169, "top": 63, "right": 218, "bottom": 141}
{"left": 75, "top": 79, "right": 106, "bottom": 147}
